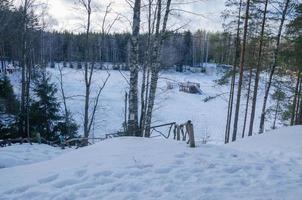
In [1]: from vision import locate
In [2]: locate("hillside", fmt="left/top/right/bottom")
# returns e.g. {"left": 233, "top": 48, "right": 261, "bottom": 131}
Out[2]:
{"left": 0, "top": 126, "right": 301, "bottom": 200}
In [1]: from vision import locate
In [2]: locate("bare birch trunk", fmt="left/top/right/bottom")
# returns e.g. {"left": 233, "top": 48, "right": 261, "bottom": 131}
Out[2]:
{"left": 83, "top": 0, "right": 92, "bottom": 139}
{"left": 128, "top": 0, "right": 141, "bottom": 136}
{"left": 144, "top": 0, "right": 172, "bottom": 137}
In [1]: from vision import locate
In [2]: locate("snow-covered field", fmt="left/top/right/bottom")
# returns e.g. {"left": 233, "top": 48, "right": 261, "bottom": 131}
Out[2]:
{"left": 50, "top": 66, "right": 278, "bottom": 142}
{"left": 8, "top": 65, "right": 277, "bottom": 143}
{"left": 0, "top": 126, "right": 301, "bottom": 200}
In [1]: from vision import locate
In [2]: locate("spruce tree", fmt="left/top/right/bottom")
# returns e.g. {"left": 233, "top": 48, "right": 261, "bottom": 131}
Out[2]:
{"left": 0, "top": 75, "right": 19, "bottom": 139}
{"left": 29, "top": 72, "right": 61, "bottom": 140}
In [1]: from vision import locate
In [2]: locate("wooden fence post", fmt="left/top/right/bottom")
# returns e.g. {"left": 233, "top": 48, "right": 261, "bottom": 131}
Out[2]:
{"left": 187, "top": 120, "right": 195, "bottom": 148}
{"left": 176, "top": 125, "right": 181, "bottom": 141}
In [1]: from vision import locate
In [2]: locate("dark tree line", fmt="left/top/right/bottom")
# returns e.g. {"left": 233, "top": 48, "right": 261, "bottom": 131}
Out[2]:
{"left": 0, "top": 1, "right": 78, "bottom": 141}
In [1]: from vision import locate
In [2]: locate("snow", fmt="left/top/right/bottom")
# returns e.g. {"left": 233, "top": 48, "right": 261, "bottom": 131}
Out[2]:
{"left": 43, "top": 67, "right": 268, "bottom": 144}
{"left": 7, "top": 65, "right": 278, "bottom": 144}
{"left": 226, "top": 125, "right": 302, "bottom": 161}
{"left": 0, "top": 126, "right": 301, "bottom": 200}
{"left": 0, "top": 144, "right": 68, "bottom": 168}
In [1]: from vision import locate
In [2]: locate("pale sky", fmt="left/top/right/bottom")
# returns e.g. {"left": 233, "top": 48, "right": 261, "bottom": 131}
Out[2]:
{"left": 24, "top": 0, "right": 226, "bottom": 33}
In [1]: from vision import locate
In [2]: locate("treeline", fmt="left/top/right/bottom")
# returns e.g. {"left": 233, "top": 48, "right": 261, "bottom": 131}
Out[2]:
{"left": 0, "top": 1, "right": 234, "bottom": 68}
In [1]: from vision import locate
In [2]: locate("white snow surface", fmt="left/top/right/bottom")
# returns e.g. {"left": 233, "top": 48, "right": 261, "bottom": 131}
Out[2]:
{"left": 0, "top": 126, "right": 301, "bottom": 200}
{"left": 0, "top": 144, "right": 68, "bottom": 168}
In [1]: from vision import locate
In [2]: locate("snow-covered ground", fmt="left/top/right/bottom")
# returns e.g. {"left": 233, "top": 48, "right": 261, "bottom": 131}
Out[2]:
{"left": 0, "top": 144, "right": 68, "bottom": 168}
{"left": 8, "top": 65, "right": 277, "bottom": 144}
{"left": 0, "top": 126, "right": 301, "bottom": 200}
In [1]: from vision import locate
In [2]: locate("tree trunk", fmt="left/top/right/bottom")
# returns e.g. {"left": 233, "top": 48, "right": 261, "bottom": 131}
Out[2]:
{"left": 259, "top": 0, "right": 290, "bottom": 133}
{"left": 295, "top": 80, "right": 302, "bottom": 124}
{"left": 144, "top": 0, "right": 172, "bottom": 137}
{"left": 20, "top": 0, "right": 29, "bottom": 138}
{"left": 232, "top": 0, "right": 251, "bottom": 142}
{"left": 225, "top": 0, "right": 243, "bottom": 144}
{"left": 242, "top": 66, "right": 253, "bottom": 138}
{"left": 291, "top": 73, "right": 300, "bottom": 125}
{"left": 248, "top": 0, "right": 269, "bottom": 136}
{"left": 128, "top": 0, "right": 141, "bottom": 136}
{"left": 83, "top": 1, "right": 92, "bottom": 139}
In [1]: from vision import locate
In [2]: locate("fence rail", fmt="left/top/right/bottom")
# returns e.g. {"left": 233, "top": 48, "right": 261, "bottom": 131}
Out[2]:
{"left": 1, "top": 121, "right": 195, "bottom": 148}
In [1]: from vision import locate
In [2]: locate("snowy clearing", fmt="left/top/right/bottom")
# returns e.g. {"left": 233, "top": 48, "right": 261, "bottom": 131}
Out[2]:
{"left": 0, "top": 126, "right": 301, "bottom": 200}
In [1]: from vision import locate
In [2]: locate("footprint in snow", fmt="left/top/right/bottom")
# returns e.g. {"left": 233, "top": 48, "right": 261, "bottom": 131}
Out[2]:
{"left": 38, "top": 174, "right": 59, "bottom": 184}
{"left": 174, "top": 159, "right": 185, "bottom": 165}
{"left": 174, "top": 152, "right": 189, "bottom": 159}
{"left": 74, "top": 169, "right": 87, "bottom": 178}
{"left": 154, "top": 167, "right": 172, "bottom": 174}
{"left": 224, "top": 166, "right": 242, "bottom": 174}
{"left": 3, "top": 184, "right": 33, "bottom": 195}
{"left": 52, "top": 179, "right": 78, "bottom": 188}
{"left": 93, "top": 170, "right": 113, "bottom": 178}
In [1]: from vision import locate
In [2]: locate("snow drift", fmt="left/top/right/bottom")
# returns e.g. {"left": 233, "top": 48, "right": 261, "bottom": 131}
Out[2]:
{"left": 0, "top": 126, "right": 301, "bottom": 200}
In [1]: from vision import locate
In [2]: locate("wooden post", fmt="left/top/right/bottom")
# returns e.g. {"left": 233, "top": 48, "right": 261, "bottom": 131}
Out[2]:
{"left": 176, "top": 125, "right": 181, "bottom": 141}
{"left": 124, "top": 92, "right": 128, "bottom": 134}
{"left": 173, "top": 124, "right": 177, "bottom": 139}
{"left": 187, "top": 120, "right": 195, "bottom": 148}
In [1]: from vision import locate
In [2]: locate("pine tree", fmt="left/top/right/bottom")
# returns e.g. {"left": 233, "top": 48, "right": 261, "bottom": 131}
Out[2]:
{"left": 0, "top": 75, "right": 19, "bottom": 115}
{"left": 29, "top": 72, "right": 61, "bottom": 140}
{"left": 286, "top": 3, "right": 302, "bottom": 125}
{"left": 0, "top": 75, "right": 19, "bottom": 139}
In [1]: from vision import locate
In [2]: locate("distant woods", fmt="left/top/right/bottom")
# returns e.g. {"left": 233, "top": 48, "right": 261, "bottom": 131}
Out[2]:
{"left": 0, "top": 0, "right": 233, "bottom": 68}
{"left": 1, "top": 30, "right": 234, "bottom": 68}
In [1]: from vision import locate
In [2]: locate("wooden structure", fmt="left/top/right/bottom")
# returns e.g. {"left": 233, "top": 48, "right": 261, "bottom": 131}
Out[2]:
{"left": 1, "top": 122, "right": 195, "bottom": 148}
{"left": 173, "top": 120, "right": 195, "bottom": 148}
{"left": 149, "top": 120, "right": 196, "bottom": 148}
{"left": 179, "top": 82, "right": 202, "bottom": 94}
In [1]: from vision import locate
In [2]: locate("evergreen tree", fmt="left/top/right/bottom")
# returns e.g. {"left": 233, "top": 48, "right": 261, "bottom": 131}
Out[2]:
{"left": 0, "top": 75, "right": 19, "bottom": 139}
{"left": 29, "top": 72, "right": 61, "bottom": 140}
{"left": 0, "top": 75, "right": 19, "bottom": 114}
{"left": 182, "top": 31, "right": 193, "bottom": 66}
{"left": 286, "top": 3, "right": 302, "bottom": 125}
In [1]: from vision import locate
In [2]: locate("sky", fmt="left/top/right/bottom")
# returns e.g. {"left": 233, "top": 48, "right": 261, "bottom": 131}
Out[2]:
{"left": 23, "top": 0, "right": 226, "bottom": 33}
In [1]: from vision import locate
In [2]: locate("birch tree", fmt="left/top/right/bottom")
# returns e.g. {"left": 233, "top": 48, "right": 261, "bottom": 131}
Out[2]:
{"left": 128, "top": 0, "right": 141, "bottom": 136}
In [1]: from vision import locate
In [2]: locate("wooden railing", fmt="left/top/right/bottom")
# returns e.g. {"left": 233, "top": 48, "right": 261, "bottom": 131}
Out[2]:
{"left": 0, "top": 122, "right": 195, "bottom": 148}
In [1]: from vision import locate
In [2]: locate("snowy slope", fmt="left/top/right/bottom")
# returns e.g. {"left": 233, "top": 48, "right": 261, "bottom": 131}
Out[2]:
{"left": 0, "top": 144, "right": 68, "bottom": 168}
{"left": 226, "top": 125, "right": 302, "bottom": 162}
{"left": 0, "top": 126, "right": 301, "bottom": 200}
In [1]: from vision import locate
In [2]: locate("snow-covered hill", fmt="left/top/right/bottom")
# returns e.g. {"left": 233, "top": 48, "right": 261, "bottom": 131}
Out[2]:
{"left": 0, "top": 144, "right": 69, "bottom": 169}
{"left": 0, "top": 126, "right": 301, "bottom": 200}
